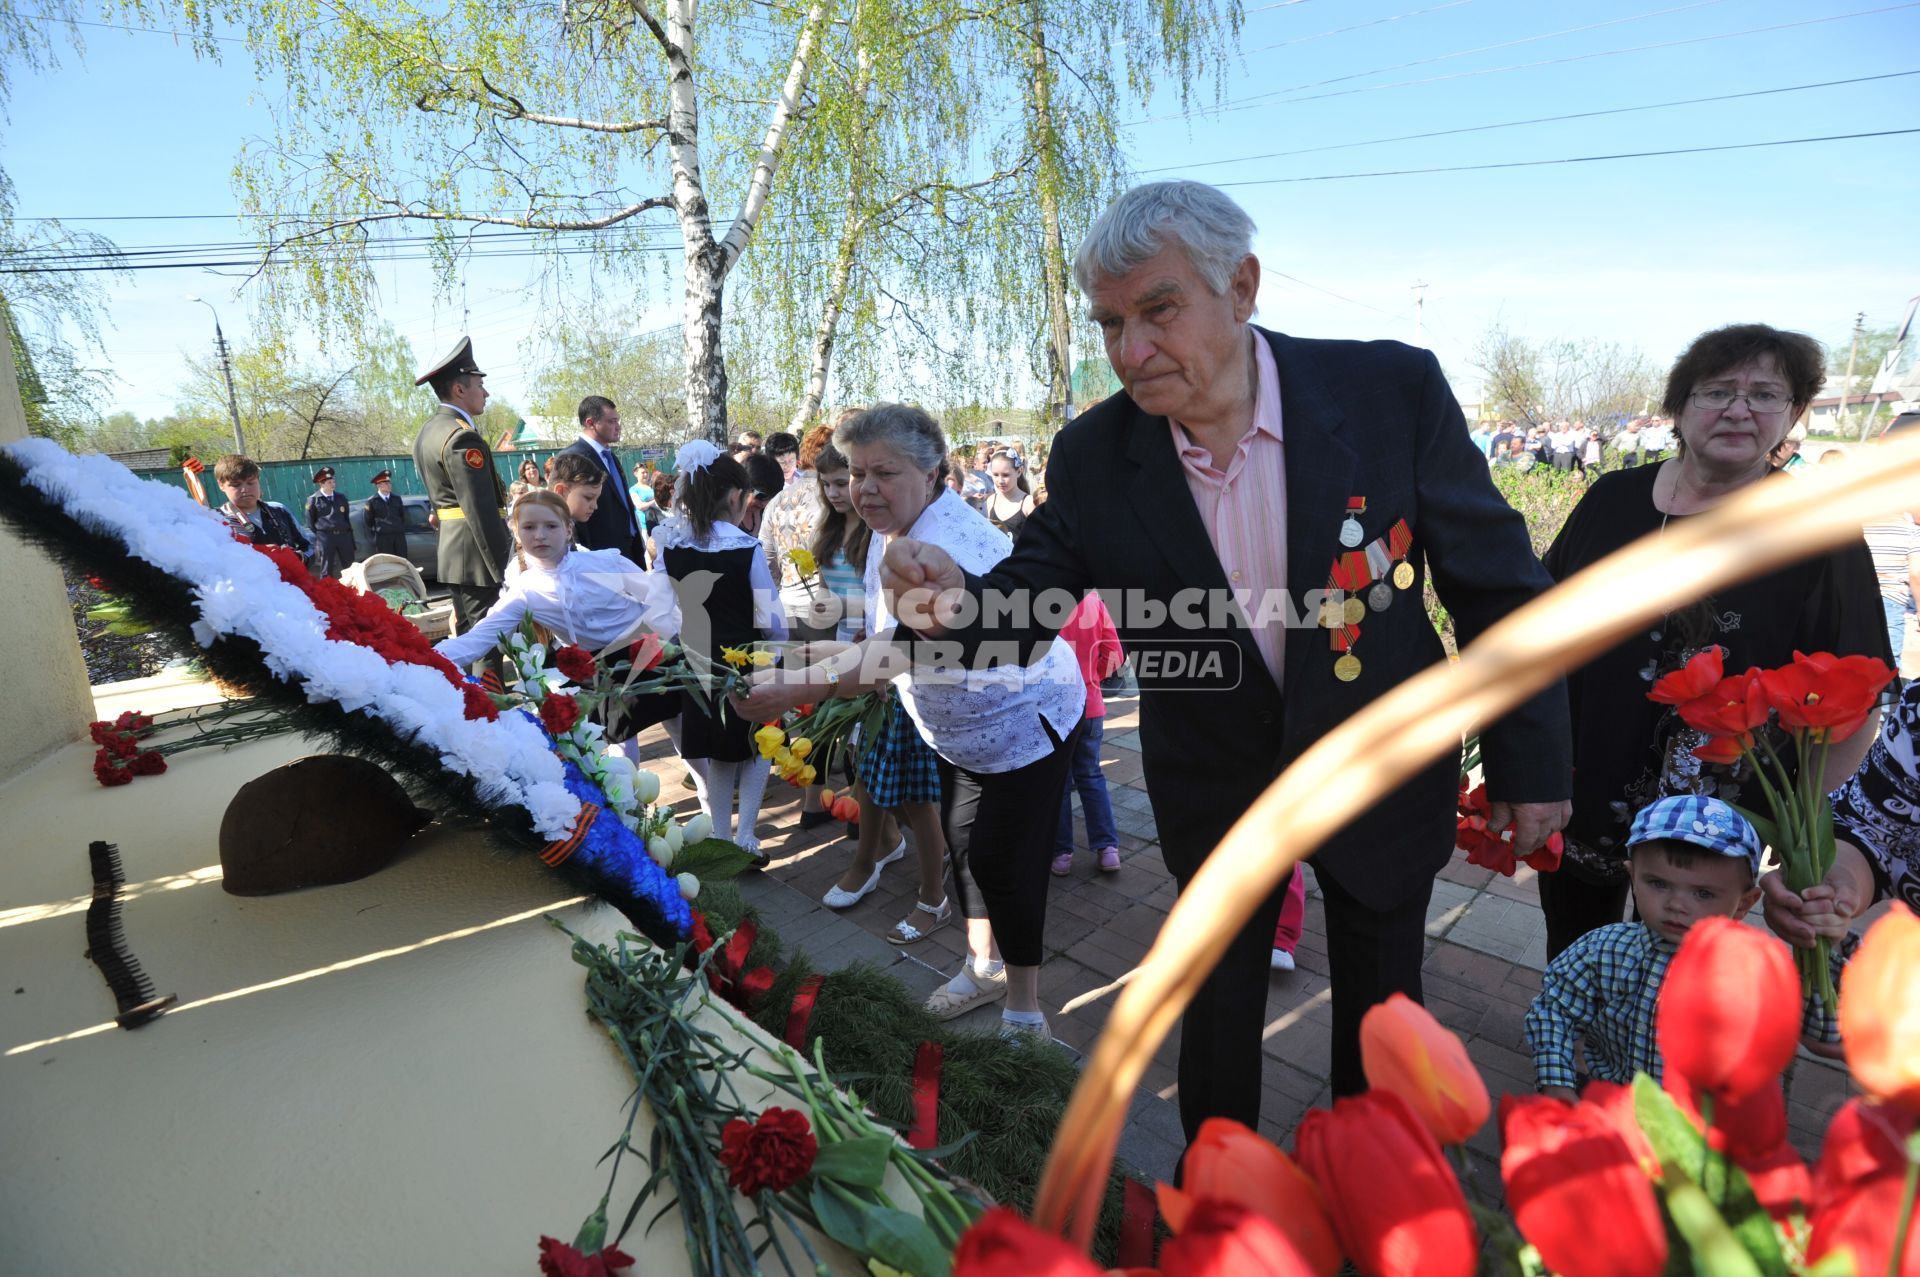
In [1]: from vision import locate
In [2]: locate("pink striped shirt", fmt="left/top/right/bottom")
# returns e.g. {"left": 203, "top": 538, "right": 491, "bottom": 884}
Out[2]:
{"left": 1169, "top": 331, "right": 1288, "bottom": 690}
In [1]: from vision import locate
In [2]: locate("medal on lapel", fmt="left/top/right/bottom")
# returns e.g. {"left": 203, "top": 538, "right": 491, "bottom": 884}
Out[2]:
{"left": 1364, "top": 540, "right": 1393, "bottom": 611}
{"left": 1388, "top": 520, "right": 1415, "bottom": 589}
{"left": 1338, "top": 496, "right": 1365, "bottom": 548}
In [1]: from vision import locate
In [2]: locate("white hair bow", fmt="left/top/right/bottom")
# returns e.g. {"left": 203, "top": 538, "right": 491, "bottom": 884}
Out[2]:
{"left": 676, "top": 439, "right": 721, "bottom": 475}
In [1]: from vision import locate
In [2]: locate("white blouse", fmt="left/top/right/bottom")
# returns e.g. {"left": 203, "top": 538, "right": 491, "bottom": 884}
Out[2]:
{"left": 648, "top": 516, "right": 789, "bottom": 644}
{"left": 435, "top": 546, "right": 682, "bottom": 668}
{"left": 866, "top": 488, "right": 1083, "bottom": 773}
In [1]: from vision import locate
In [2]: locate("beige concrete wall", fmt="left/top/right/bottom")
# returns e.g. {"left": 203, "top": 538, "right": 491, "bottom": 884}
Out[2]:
{"left": 0, "top": 309, "right": 93, "bottom": 777}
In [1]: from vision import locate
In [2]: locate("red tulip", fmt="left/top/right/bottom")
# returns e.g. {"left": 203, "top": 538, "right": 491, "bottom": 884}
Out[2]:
{"left": 1648, "top": 646, "right": 1724, "bottom": 704}
{"left": 1657, "top": 917, "right": 1802, "bottom": 1102}
{"left": 1691, "top": 732, "right": 1752, "bottom": 766}
{"left": 1295, "top": 1090, "right": 1477, "bottom": 1277}
{"left": 1736, "top": 1140, "right": 1812, "bottom": 1225}
{"left": 1360, "top": 994, "right": 1491, "bottom": 1144}
{"left": 1160, "top": 1201, "right": 1326, "bottom": 1277}
{"left": 1499, "top": 1095, "right": 1668, "bottom": 1277}
{"left": 1156, "top": 1119, "right": 1341, "bottom": 1275}
{"left": 951, "top": 1208, "right": 1102, "bottom": 1277}
{"left": 1840, "top": 903, "right": 1920, "bottom": 1116}
{"left": 1809, "top": 1170, "right": 1920, "bottom": 1277}
{"left": 1665, "top": 1072, "right": 1789, "bottom": 1161}
{"left": 1676, "top": 669, "right": 1770, "bottom": 739}
{"left": 1813, "top": 1099, "right": 1919, "bottom": 1214}
{"left": 1579, "top": 1082, "right": 1661, "bottom": 1181}
{"left": 1761, "top": 650, "right": 1894, "bottom": 741}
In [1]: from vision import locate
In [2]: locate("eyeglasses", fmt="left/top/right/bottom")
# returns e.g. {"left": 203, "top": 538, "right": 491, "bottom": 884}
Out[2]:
{"left": 1690, "top": 387, "right": 1795, "bottom": 416}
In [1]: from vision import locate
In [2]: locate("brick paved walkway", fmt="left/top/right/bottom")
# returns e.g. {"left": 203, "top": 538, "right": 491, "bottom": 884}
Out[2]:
{"left": 623, "top": 692, "right": 1859, "bottom": 1183}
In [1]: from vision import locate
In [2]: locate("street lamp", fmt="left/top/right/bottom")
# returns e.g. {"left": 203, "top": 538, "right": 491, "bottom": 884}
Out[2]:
{"left": 185, "top": 294, "right": 246, "bottom": 455}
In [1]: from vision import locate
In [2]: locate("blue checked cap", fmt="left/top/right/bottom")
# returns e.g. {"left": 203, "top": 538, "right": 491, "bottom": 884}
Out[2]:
{"left": 1626, "top": 794, "right": 1762, "bottom": 876}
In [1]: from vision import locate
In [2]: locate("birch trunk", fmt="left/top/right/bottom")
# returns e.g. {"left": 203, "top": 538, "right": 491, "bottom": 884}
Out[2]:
{"left": 1028, "top": 0, "right": 1075, "bottom": 427}
{"left": 788, "top": 42, "right": 873, "bottom": 435}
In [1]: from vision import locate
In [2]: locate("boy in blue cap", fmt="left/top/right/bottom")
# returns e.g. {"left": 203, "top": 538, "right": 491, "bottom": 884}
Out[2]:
{"left": 1526, "top": 793, "right": 1839, "bottom": 1101}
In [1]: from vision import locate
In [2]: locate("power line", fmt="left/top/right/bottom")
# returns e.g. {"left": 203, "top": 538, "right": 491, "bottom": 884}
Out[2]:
{"left": 1138, "top": 70, "right": 1920, "bottom": 174}
{"left": 1211, "top": 126, "right": 1920, "bottom": 187}
{"left": 1239, "top": 1, "right": 1476, "bottom": 57}
{"left": 1133, "top": 0, "right": 1920, "bottom": 124}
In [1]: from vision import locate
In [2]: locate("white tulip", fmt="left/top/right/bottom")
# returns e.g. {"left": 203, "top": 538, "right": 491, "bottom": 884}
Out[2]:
{"left": 646, "top": 836, "right": 674, "bottom": 867}
{"left": 682, "top": 812, "right": 713, "bottom": 845}
{"left": 676, "top": 872, "right": 700, "bottom": 900}
{"left": 632, "top": 769, "right": 660, "bottom": 805}
{"left": 664, "top": 822, "right": 685, "bottom": 853}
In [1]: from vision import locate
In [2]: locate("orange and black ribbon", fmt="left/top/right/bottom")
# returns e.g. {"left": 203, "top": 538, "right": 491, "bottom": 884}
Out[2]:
{"left": 540, "top": 801, "right": 599, "bottom": 866}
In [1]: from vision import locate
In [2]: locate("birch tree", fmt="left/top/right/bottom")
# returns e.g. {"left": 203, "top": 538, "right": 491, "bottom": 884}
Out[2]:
{"left": 197, "top": 0, "right": 835, "bottom": 443}
{"left": 740, "top": 0, "right": 1239, "bottom": 431}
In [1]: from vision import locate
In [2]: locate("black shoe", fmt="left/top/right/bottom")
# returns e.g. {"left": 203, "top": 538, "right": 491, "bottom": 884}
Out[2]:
{"left": 799, "top": 809, "right": 836, "bottom": 831}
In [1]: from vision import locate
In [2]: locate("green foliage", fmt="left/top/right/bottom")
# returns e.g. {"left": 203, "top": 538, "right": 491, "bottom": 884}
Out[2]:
{"left": 1490, "top": 464, "right": 1589, "bottom": 559}
{"left": 698, "top": 882, "right": 1136, "bottom": 1265}
{"left": 1474, "top": 324, "right": 1662, "bottom": 428}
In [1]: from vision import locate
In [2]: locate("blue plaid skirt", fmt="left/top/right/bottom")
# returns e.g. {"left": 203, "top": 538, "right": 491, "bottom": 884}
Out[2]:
{"left": 856, "top": 692, "right": 942, "bottom": 807}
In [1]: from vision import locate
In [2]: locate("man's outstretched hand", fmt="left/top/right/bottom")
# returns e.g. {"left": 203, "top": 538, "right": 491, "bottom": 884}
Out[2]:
{"left": 880, "top": 538, "right": 969, "bottom": 636}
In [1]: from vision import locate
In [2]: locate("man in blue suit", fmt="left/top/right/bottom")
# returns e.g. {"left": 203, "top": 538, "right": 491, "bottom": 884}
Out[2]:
{"left": 556, "top": 396, "right": 646, "bottom": 567}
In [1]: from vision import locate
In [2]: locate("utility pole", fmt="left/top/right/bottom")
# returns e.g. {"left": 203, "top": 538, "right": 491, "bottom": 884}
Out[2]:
{"left": 1412, "top": 280, "right": 1428, "bottom": 347}
{"left": 1838, "top": 310, "right": 1865, "bottom": 439}
{"left": 186, "top": 294, "right": 245, "bottom": 455}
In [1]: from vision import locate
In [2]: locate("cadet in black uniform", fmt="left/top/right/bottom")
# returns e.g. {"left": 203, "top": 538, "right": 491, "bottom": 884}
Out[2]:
{"left": 366, "top": 469, "right": 409, "bottom": 559}
{"left": 305, "top": 466, "right": 354, "bottom": 578}
{"left": 410, "top": 336, "right": 511, "bottom": 639}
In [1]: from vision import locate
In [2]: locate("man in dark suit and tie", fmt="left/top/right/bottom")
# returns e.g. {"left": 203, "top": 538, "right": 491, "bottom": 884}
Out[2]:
{"left": 881, "top": 181, "right": 1572, "bottom": 1143}
{"left": 557, "top": 396, "right": 645, "bottom": 567}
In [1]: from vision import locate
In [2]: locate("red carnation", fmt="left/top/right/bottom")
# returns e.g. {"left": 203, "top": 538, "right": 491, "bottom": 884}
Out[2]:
{"left": 128, "top": 751, "right": 168, "bottom": 776}
{"left": 627, "top": 634, "right": 664, "bottom": 673}
{"left": 462, "top": 681, "right": 501, "bottom": 722}
{"left": 86, "top": 574, "right": 112, "bottom": 591}
{"left": 92, "top": 753, "right": 132, "bottom": 787}
{"left": 88, "top": 721, "right": 114, "bottom": 745}
{"left": 718, "top": 1107, "right": 817, "bottom": 1197}
{"left": 103, "top": 731, "right": 140, "bottom": 759}
{"left": 113, "top": 710, "right": 153, "bottom": 732}
{"left": 535, "top": 1236, "right": 635, "bottom": 1276}
{"left": 554, "top": 645, "right": 597, "bottom": 684}
{"left": 539, "top": 693, "right": 582, "bottom": 736}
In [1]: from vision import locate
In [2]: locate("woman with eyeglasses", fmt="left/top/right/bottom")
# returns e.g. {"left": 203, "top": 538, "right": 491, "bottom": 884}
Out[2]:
{"left": 1536, "top": 323, "right": 1891, "bottom": 958}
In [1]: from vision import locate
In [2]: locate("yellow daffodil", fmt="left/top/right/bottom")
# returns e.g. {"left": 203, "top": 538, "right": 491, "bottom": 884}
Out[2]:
{"left": 721, "top": 646, "right": 751, "bottom": 668}
{"left": 788, "top": 547, "right": 818, "bottom": 577}
{"left": 790, "top": 738, "right": 812, "bottom": 760}
{"left": 751, "top": 650, "right": 776, "bottom": 668}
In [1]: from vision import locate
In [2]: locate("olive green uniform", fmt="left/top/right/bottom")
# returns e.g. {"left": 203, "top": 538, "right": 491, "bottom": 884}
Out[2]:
{"left": 412, "top": 403, "right": 512, "bottom": 635}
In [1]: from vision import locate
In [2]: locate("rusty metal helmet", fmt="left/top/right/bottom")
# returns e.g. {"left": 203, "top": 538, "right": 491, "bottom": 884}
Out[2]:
{"left": 220, "top": 755, "right": 431, "bottom": 896}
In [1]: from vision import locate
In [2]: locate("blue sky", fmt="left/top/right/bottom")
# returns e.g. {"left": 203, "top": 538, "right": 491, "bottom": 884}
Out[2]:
{"left": 6, "top": 0, "right": 1918, "bottom": 419}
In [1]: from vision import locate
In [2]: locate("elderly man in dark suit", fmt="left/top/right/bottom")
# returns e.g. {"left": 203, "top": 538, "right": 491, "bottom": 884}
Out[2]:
{"left": 411, "top": 337, "right": 511, "bottom": 640}
{"left": 881, "top": 181, "right": 1571, "bottom": 1142}
{"left": 556, "top": 396, "right": 645, "bottom": 567}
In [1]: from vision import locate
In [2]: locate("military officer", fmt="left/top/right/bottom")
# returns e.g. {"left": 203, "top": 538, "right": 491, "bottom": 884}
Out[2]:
{"left": 366, "top": 469, "right": 410, "bottom": 559}
{"left": 411, "top": 336, "right": 511, "bottom": 639}
{"left": 305, "top": 466, "right": 355, "bottom": 578}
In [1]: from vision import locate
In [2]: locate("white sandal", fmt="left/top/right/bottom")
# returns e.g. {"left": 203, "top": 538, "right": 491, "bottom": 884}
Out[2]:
{"left": 820, "top": 838, "right": 906, "bottom": 909}
{"left": 886, "top": 898, "right": 952, "bottom": 945}
{"left": 924, "top": 964, "right": 1007, "bottom": 1021}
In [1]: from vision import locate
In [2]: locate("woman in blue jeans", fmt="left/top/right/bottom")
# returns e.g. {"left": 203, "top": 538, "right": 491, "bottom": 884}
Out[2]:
{"left": 1051, "top": 593, "right": 1125, "bottom": 875}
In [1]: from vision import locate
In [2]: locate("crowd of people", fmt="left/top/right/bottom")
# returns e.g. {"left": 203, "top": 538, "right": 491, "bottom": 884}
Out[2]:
{"left": 199, "top": 178, "right": 1911, "bottom": 1164}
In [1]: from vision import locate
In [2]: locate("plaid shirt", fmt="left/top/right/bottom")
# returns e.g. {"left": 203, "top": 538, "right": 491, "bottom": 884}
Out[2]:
{"left": 1526, "top": 921, "right": 1840, "bottom": 1092}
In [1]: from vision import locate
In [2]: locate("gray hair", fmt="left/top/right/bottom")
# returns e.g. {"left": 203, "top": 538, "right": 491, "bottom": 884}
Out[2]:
{"left": 1073, "top": 181, "right": 1256, "bottom": 297}
{"left": 833, "top": 402, "right": 948, "bottom": 476}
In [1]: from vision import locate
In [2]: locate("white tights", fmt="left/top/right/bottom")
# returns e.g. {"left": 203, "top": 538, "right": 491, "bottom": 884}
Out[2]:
{"left": 663, "top": 721, "right": 770, "bottom": 849}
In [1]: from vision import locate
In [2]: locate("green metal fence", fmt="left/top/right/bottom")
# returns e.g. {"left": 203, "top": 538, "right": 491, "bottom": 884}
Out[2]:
{"left": 142, "top": 445, "right": 675, "bottom": 515}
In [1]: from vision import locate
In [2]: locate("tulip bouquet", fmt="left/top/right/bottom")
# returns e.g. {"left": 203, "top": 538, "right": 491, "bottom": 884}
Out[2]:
{"left": 1648, "top": 647, "right": 1895, "bottom": 1014}
{"left": 757, "top": 691, "right": 890, "bottom": 788}
{"left": 954, "top": 906, "right": 1920, "bottom": 1277}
